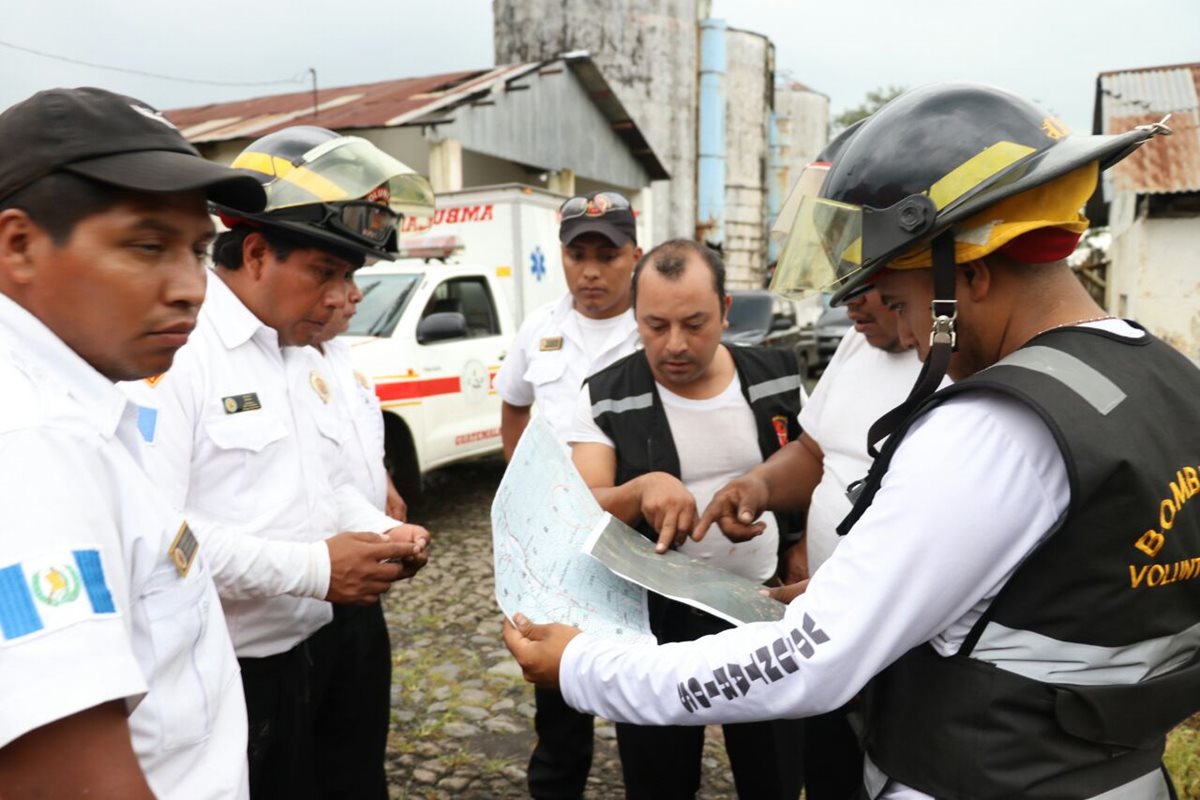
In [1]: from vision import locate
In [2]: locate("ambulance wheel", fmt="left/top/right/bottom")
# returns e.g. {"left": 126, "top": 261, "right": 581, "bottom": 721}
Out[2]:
{"left": 383, "top": 415, "right": 424, "bottom": 512}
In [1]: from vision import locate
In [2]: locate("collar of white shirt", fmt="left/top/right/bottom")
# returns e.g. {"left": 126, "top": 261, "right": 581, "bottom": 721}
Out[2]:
{"left": 0, "top": 292, "right": 127, "bottom": 440}
{"left": 551, "top": 292, "right": 638, "bottom": 348}
{"left": 203, "top": 270, "right": 278, "bottom": 351}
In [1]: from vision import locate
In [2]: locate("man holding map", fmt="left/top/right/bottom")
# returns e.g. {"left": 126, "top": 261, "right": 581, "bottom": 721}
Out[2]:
{"left": 568, "top": 239, "right": 805, "bottom": 800}
{"left": 494, "top": 192, "right": 641, "bottom": 800}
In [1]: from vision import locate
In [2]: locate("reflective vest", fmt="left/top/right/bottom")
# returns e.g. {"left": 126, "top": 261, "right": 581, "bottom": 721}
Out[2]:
{"left": 586, "top": 346, "right": 803, "bottom": 542}
{"left": 586, "top": 345, "right": 804, "bottom": 638}
{"left": 847, "top": 327, "right": 1200, "bottom": 799}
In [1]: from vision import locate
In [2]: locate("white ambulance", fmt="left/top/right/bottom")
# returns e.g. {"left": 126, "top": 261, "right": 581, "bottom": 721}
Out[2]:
{"left": 342, "top": 184, "right": 572, "bottom": 503}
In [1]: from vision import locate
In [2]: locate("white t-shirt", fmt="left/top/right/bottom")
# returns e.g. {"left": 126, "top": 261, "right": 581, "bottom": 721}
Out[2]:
{"left": 0, "top": 294, "right": 248, "bottom": 799}
{"left": 800, "top": 332, "right": 933, "bottom": 573}
{"left": 559, "top": 320, "right": 1145, "bottom": 800}
{"left": 495, "top": 293, "right": 639, "bottom": 448}
{"left": 571, "top": 372, "right": 779, "bottom": 583}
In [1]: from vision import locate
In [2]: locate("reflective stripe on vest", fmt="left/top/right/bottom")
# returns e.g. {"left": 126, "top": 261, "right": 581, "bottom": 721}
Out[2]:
{"left": 992, "top": 345, "right": 1127, "bottom": 414}
{"left": 972, "top": 618, "right": 1200, "bottom": 685}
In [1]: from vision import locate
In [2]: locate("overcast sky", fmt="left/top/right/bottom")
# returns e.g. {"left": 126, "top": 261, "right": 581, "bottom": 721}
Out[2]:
{"left": 2, "top": 0, "right": 1196, "bottom": 134}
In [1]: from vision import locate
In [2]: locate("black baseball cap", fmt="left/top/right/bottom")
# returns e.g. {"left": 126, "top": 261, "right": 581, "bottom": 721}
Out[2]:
{"left": 559, "top": 191, "right": 637, "bottom": 247}
{"left": 0, "top": 87, "right": 265, "bottom": 212}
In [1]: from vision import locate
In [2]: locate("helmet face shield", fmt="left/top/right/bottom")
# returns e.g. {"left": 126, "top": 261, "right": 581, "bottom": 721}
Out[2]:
{"left": 769, "top": 194, "right": 864, "bottom": 299}
{"left": 235, "top": 136, "right": 435, "bottom": 220}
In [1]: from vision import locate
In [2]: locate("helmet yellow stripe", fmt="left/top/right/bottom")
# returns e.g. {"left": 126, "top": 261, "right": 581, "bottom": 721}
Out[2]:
{"left": 273, "top": 165, "right": 348, "bottom": 204}
{"left": 928, "top": 141, "right": 1037, "bottom": 210}
{"left": 231, "top": 151, "right": 295, "bottom": 179}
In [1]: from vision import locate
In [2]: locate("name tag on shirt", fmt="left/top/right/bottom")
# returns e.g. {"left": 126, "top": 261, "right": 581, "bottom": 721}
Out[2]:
{"left": 222, "top": 393, "right": 261, "bottom": 414}
{"left": 539, "top": 336, "right": 564, "bottom": 352}
{"left": 168, "top": 522, "right": 199, "bottom": 577}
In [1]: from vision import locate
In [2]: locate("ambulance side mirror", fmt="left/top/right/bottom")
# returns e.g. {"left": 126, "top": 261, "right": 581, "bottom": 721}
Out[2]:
{"left": 417, "top": 311, "right": 469, "bottom": 344}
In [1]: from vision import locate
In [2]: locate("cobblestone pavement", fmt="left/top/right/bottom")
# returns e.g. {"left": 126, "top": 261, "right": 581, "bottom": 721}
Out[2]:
{"left": 384, "top": 456, "right": 739, "bottom": 799}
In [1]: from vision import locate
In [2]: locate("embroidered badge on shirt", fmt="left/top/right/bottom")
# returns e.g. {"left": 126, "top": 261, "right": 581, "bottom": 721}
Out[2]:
{"left": 222, "top": 392, "right": 261, "bottom": 414}
{"left": 539, "top": 336, "right": 564, "bottom": 352}
{"left": 0, "top": 549, "right": 116, "bottom": 643}
{"left": 168, "top": 522, "right": 199, "bottom": 577}
{"left": 310, "top": 370, "right": 332, "bottom": 404}
{"left": 772, "top": 415, "right": 789, "bottom": 448}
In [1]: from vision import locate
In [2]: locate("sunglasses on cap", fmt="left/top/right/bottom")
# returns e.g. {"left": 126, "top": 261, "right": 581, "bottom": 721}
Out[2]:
{"left": 559, "top": 192, "right": 632, "bottom": 221}
{"left": 270, "top": 200, "right": 402, "bottom": 246}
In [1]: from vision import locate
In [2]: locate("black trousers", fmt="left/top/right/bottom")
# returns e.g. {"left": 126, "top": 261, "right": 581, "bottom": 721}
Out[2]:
{"left": 240, "top": 636, "right": 322, "bottom": 800}
{"left": 803, "top": 708, "right": 864, "bottom": 800}
{"left": 310, "top": 603, "right": 393, "bottom": 800}
{"left": 527, "top": 687, "right": 595, "bottom": 799}
{"left": 240, "top": 604, "right": 392, "bottom": 800}
{"left": 615, "top": 598, "right": 805, "bottom": 800}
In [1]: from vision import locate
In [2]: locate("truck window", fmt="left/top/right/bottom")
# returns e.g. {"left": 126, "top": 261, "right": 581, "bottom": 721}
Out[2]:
{"left": 347, "top": 273, "right": 421, "bottom": 337}
{"left": 422, "top": 277, "right": 500, "bottom": 339}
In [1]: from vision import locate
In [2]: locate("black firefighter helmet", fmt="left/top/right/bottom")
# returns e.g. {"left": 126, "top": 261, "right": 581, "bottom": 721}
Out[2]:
{"left": 770, "top": 82, "right": 1170, "bottom": 306}
{"left": 214, "top": 125, "right": 435, "bottom": 263}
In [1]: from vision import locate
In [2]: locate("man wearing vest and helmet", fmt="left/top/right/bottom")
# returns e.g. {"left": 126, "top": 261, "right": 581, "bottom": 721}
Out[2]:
{"left": 505, "top": 83, "right": 1199, "bottom": 799}
{"left": 127, "top": 126, "right": 434, "bottom": 798}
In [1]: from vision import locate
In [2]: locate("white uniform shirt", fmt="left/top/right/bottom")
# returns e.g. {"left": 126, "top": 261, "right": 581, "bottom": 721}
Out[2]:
{"left": 495, "top": 293, "right": 639, "bottom": 448}
{"left": 570, "top": 372, "right": 780, "bottom": 583}
{"left": 0, "top": 294, "right": 248, "bottom": 799}
{"left": 800, "top": 332, "right": 932, "bottom": 573}
{"left": 560, "top": 320, "right": 1143, "bottom": 800}
{"left": 310, "top": 338, "right": 388, "bottom": 511}
{"left": 123, "top": 273, "right": 400, "bottom": 658}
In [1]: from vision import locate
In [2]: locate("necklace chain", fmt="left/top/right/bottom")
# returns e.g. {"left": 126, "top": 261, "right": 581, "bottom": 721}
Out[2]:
{"left": 1031, "top": 314, "right": 1116, "bottom": 339}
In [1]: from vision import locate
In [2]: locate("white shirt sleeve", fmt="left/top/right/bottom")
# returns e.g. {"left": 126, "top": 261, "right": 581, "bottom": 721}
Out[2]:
{"left": 495, "top": 317, "right": 534, "bottom": 407}
{"left": 0, "top": 428, "right": 147, "bottom": 748}
{"left": 139, "top": 362, "right": 333, "bottom": 601}
{"left": 560, "top": 392, "right": 1069, "bottom": 725}
{"left": 567, "top": 383, "right": 613, "bottom": 448}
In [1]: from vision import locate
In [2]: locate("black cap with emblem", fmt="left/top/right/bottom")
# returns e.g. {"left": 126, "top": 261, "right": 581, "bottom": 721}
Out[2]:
{"left": 0, "top": 87, "right": 265, "bottom": 212}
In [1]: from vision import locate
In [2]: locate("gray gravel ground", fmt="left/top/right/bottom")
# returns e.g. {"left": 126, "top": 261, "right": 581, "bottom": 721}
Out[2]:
{"left": 384, "top": 456, "right": 739, "bottom": 799}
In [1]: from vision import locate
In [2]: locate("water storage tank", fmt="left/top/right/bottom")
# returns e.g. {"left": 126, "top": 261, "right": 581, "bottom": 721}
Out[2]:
{"left": 493, "top": 0, "right": 700, "bottom": 246}
{"left": 723, "top": 27, "right": 772, "bottom": 288}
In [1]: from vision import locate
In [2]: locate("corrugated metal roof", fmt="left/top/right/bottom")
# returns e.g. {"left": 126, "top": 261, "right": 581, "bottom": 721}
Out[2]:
{"left": 168, "top": 66, "right": 530, "bottom": 143}
{"left": 1096, "top": 62, "right": 1200, "bottom": 194}
{"left": 166, "top": 55, "right": 668, "bottom": 180}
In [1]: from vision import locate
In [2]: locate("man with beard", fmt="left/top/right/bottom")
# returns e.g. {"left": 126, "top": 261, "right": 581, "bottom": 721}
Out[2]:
{"left": 569, "top": 239, "right": 805, "bottom": 799}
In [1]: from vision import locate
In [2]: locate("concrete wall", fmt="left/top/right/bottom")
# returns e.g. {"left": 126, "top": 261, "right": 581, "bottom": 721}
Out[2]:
{"left": 723, "top": 28, "right": 771, "bottom": 288}
{"left": 1108, "top": 195, "right": 1200, "bottom": 364}
{"left": 775, "top": 82, "right": 829, "bottom": 198}
{"left": 494, "top": 0, "right": 699, "bottom": 247}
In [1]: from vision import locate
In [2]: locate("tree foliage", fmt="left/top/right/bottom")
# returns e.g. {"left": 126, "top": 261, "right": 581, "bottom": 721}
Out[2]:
{"left": 833, "top": 85, "right": 907, "bottom": 131}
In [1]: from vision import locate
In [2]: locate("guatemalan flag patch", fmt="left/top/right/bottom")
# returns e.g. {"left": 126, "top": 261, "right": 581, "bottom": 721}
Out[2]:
{"left": 0, "top": 549, "right": 117, "bottom": 642}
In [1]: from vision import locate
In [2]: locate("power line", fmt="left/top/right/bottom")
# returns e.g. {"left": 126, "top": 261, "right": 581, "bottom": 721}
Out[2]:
{"left": 0, "top": 39, "right": 306, "bottom": 88}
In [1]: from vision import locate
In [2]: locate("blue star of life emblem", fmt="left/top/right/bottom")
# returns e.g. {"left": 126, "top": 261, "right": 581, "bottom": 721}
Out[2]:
{"left": 530, "top": 246, "right": 546, "bottom": 282}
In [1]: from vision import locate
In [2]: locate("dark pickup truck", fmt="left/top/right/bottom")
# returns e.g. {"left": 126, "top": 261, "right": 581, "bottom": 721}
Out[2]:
{"left": 723, "top": 290, "right": 820, "bottom": 380}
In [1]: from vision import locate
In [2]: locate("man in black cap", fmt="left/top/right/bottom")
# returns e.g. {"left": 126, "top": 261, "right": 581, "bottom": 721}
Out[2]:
{"left": 0, "top": 87, "right": 264, "bottom": 797}
{"left": 494, "top": 191, "right": 642, "bottom": 799}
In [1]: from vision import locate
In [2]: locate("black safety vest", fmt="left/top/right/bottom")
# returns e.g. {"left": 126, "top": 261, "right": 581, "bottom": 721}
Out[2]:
{"left": 847, "top": 327, "right": 1200, "bottom": 800}
{"left": 586, "top": 346, "right": 803, "bottom": 545}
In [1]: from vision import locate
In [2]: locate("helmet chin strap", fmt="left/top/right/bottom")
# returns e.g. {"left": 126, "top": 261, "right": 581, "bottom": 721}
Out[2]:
{"left": 863, "top": 231, "right": 957, "bottom": 458}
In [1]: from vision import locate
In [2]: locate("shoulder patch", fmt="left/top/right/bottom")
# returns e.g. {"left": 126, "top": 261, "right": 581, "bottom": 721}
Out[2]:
{"left": 0, "top": 549, "right": 117, "bottom": 643}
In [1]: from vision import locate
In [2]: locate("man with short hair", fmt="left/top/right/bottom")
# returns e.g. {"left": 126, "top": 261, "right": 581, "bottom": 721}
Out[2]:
{"left": 570, "top": 239, "right": 804, "bottom": 799}
{"left": 506, "top": 83, "right": 1197, "bottom": 800}
{"left": 130, "top": 125, "right": 431, "bottom": 797}
{"left": 495, "top": 191, "right": 642, "bottom": 799}
{"left": 0, "top": 86, "right": 264, "bottom": 798}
